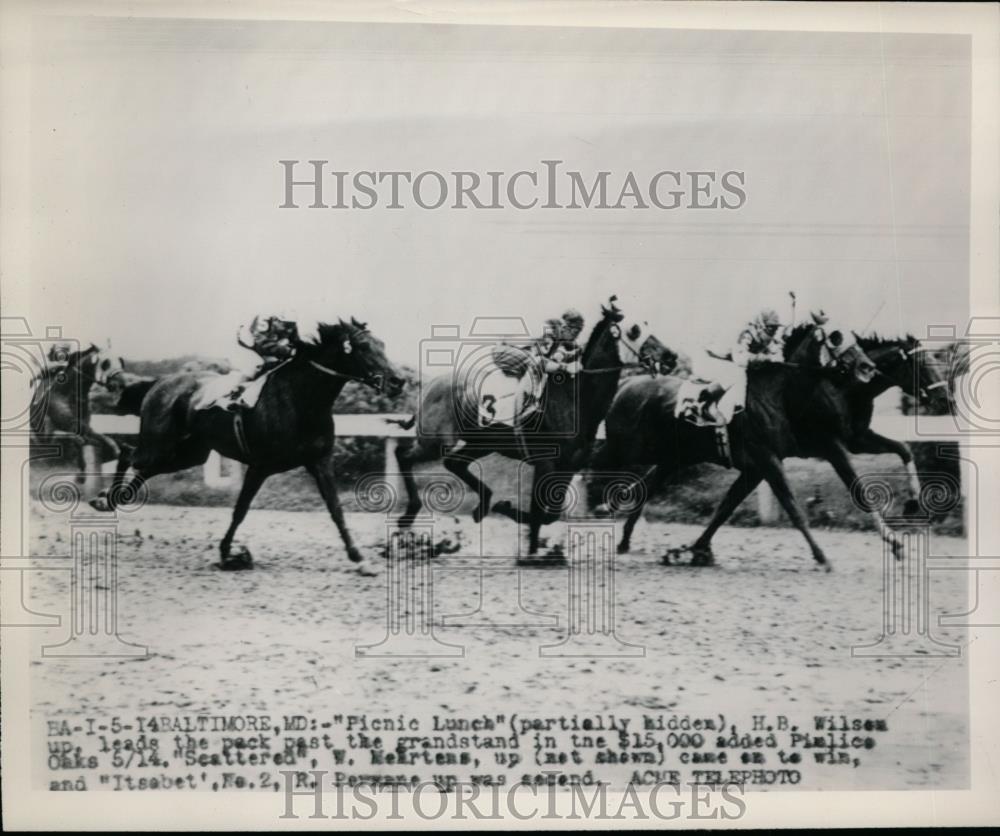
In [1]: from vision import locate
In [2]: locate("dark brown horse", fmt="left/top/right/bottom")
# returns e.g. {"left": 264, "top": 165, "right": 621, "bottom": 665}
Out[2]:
{"left": 592, "top": 325, "right": 883, "bottom": 569}
{"left": 394, "top": 298, "right": 640, "bottom": 558}
{"left": 30, "top": 344, "right": 124, "bottom": 483}
{"left": 90, "top": 319, "right": 404, "bottom": 574}
{"left": 665, "top": 331, "right": 951, "bottom": 566}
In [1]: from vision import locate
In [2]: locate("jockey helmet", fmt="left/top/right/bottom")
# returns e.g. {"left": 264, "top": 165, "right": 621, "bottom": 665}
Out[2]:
{"left": 758, "top": 309, "right": 781, "bottom": 328}
{"left": 560, "top": 308, "right": 585, "bottom": 337}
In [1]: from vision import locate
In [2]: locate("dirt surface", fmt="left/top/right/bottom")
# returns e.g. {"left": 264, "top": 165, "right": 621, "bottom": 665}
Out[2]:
{"left": 27, "top": 502, "right": 969, "bottom": 791}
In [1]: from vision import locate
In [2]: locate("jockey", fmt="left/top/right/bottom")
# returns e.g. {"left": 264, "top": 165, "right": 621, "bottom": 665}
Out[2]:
{"left": 538, "top": 308, "right": 585, "bottom": 373}
{"left": 227, "top": 314, "right": 303, "bottom": 411}
{"left": 732, "top": 308, "right": 786, "bottom": 366}
{"left": 514, "top": 308, "right": 585, "bottom": 418}
{"left": 478, "top": 308, "right": 585, "bottom": 428}
{"left": 687, "top": 308, "right": 787, "bottom": 424}
{"left": 241, "top": 314, "right": 300, "bottom": 378}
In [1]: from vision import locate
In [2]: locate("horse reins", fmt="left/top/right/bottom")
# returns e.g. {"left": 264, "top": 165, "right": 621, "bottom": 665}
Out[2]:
{"left": 308, "top": 359, "right": 383, "bottom": 391}
{"left": 866, "top": 343, "right": 948, "bottom": 400}
{"left": 578, "top": 325, "right": 649, "bottom": 375}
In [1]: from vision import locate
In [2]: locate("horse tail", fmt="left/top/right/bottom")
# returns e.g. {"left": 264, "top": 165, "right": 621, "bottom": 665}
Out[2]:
{"left": 385, "top": 415, "right": 416, "bottom": 430}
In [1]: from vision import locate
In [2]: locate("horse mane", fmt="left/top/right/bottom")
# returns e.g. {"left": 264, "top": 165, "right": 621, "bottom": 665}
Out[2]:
{"left": 581, "top": 313, "right": 617, "bottom": 363}
{"left": 781, "top": 322, "right": 816, "bottom": 361}
{"left": 310, "top": 318, "right": 369, "bottom": 348}
{"left": 855, "top": 332, "right": 918, "bottom": 352}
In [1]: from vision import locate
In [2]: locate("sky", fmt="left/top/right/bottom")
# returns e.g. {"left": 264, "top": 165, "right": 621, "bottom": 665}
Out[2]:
{"left": 27, "top": 17, "right": 970, "bottom": 375}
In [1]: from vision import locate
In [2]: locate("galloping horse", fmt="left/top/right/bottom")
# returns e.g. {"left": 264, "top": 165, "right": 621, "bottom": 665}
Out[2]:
{"left": 90, "top": 319, "right": 404, "bottom": 574}
{"left": 593, "top": 324, "right": 880, "bottom": 569}
{"left": 395, "top": 298, "right": 648, "bottom": 558}
{"left": 30, "top": 344, "right": 125, "bottom": 483}
{"left": 664, "top": 330, "right": 952, "bottom": 566}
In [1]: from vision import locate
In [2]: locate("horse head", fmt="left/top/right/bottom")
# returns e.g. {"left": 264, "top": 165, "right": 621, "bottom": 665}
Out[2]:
{"left": 91, "top": 346, "right": 126, "bottom": 391}
{"left": 857, "top": 334, "right": 951, "bottom": 412}
{"left": 784, "top": 322, "right": 876, "bottom": 383}
{"left": 308, "top": 319, "right": 405, "bottom": 395}
{"left": 579, "top": 296, "right": 626, "bottom": 370}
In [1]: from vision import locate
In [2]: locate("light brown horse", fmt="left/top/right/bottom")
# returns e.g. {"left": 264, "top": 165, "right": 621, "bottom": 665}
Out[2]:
{"left": 30, "top": 344, "right": 124, "bottom": 483}
{"left": 393, "top": 299, "right": 668, "bottom": 558}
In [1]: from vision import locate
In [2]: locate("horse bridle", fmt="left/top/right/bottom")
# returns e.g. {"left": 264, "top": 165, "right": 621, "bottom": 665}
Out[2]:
{"left": 869, "top": 343, "right": 948, "bottom": 401}
{"left": 577, "top": 321, "right": 652, "bottom": 376}
{"left": 308, "top": 359, "right": 385, "bottom": 392}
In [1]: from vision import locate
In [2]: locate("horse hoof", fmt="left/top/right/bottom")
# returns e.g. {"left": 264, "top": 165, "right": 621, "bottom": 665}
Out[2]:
{"left": 347, "top": 548, "right": 365, "bottom": 564}
{"left": 617, "top": 541, "right": 631, "bottom": 555}
{"left": 491, "top": 500, "right": 514, "bottom": 518}
{"left": 594, "top": 503, "right": 612, "bottom": 518}
{"left": 357, "top": 562, "right": 379, "bottom": 577}
{"left": 220, "top": 549, "right": 253, "bottom": 571}
{"left": 903, "top": 498, "right": 921, "bottom": 517}
{"left": 433, "top": 537, "right": 462, "bottom": 557}
{"left": 89, "top": 495, "right": 111, "bottom": 513}
{"left": 689, "top": 545, "right": 715, "bottom": 567}
{"left": 472, "top": 506, "right": 486, "bottom": 523}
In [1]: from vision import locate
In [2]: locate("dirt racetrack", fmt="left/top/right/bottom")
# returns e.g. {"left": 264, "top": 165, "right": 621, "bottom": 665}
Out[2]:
{"left": 27, "top": 502, "right": 969, "bottom": 791}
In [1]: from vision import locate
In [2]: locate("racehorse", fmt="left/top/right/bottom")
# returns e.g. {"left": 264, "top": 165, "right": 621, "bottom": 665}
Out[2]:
{"left": 30, "top": 344, "right": 125, "bottom": 483}
{"left": 395, "top": 298, "right": 653, "bottom": 558}
{"left": 592, "top": 324, "right": 882, "bottom": 569}
{"left": 90, "top": 319, "right": 404, "bottom": 574}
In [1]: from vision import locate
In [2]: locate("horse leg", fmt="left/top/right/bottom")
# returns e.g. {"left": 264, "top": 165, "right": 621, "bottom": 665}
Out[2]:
{"left": 395, "top": 438, "right": 437, "bottom": 528}
{"left": 441, "top": 442, "right": 493, "bottom": 523}
{"left": 81, "top": 428, "right": 120, "bottom": 465}
{"left": 72, "top": 436, "right": 88, "bottom": 484}
{"left": 306, "top": 452, "right": 377, "bottom": 576}
{"left": 756, "top": 453, "right": 830, "bottom": 570}
{"left": 616, "top": 467, "right": 661, "bottom": 554}
{"left": 849, "top": 430, "right": 920, "bottom": 515}
{"left": 526, "top": 460, "right": 561, "bottom": 557}
{"left": 90, "top": 441, "right": 207, "bottom": 511}
{"left": 825, "top": 439, "right": 906, "bottom": 561}
{"left": 687, "top": 469, "right": 763, "bottom": 566}
{"left": 218, "top": 466, "right": 268, "bottom": 570}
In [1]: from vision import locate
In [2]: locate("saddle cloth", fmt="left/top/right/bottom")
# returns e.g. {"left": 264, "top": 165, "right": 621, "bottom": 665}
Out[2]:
{"left": 674, "top": 378, "right": 745, "bottom": 426}
{"left": 475, "top": 356, "right": 545, "bottom": 428}
{"left": 192, "top": 367, "right": 276, "bottom": 412}
{"left": 672, "top": 379, "right": 735, "bottom": 465}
